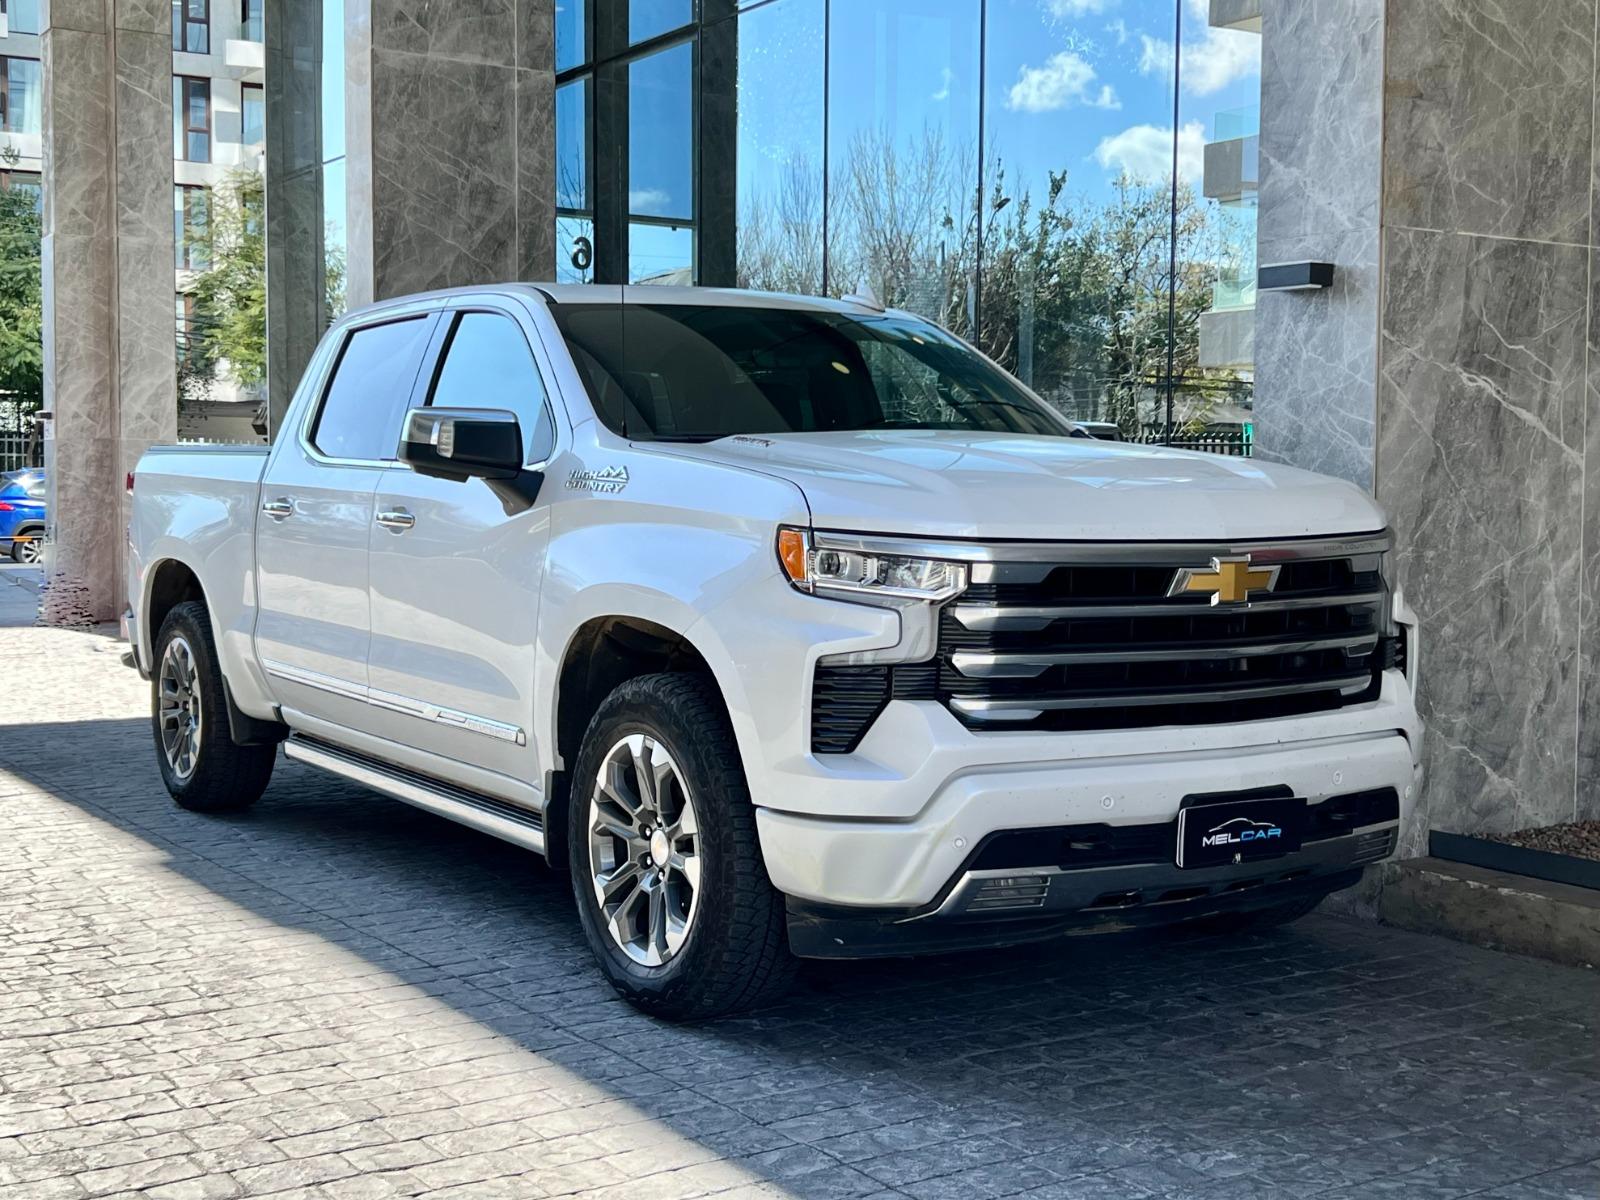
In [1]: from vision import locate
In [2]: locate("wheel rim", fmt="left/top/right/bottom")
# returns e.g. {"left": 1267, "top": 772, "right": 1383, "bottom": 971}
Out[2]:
{"left": 587, "top": 733, "right": 703, "bottom": 968}
{"left": 16, "top": 539, "right": 39, "bottom": 564}
{"left": 157, "top": 634, "right": 202, "bottom": 781}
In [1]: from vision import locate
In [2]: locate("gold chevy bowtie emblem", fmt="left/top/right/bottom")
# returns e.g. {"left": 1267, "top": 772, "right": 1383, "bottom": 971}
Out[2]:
{"left": 1167, "top": 555, "right": 1281, "bottom": 606}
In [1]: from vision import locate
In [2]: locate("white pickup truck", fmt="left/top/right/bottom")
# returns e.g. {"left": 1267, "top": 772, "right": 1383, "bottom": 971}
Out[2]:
{"left": 126, "top": 285, "right": 1422, "bottom": 1019}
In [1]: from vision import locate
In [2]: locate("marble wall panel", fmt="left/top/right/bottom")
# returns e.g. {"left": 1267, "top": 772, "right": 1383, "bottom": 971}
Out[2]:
{"left": 1254, "top": 227, "right": 1379, "bottom": 490}
{"left": 1258, "top": 0, "right": 1383, "bottom": 248}
{"left": 42, "top": 27, "right": 111, "bottom": 241}
{"left": 518, "top": 0, "right": 553, "bottom": 75}
{"left": 373, "top": 0, "right": 516, "bottom": 66}
{"left": 516, "top": 65, "right": 554, "bottom": 282}
{"left": 114, "top": 0, "right": 169, "bottom": 35}
{"left": 1579, "top": 247, "right": 1600, "bottom": 822}
{"left": 368, "top": 49, "right": 518, "bottom": 297}
{"left": 1377, "top": 226, "right": 1586, "bottom": 850}
{"left": 40, "top": 0, "right": 107, "bottom": 34}
{"left": 1383, "top": 0, "right": 1595, "bottom": 245}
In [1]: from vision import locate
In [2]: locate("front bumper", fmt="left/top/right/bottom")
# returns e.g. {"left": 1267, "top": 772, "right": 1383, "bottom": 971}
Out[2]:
{"left": 787, "top": 859, "right": 1372, "bottom": 959}
{"left": 755, "top": 713, "right": 1418, "bottom": 910}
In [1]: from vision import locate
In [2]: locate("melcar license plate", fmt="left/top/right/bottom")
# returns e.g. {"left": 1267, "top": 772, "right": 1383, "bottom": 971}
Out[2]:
{"left": 1177, "top": 795, "right": 1305, "bottom": 869}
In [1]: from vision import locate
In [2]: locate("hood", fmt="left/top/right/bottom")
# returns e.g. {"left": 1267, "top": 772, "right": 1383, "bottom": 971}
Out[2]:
{"left": 678, "top": 430, "right": 1385, "bottom": 542}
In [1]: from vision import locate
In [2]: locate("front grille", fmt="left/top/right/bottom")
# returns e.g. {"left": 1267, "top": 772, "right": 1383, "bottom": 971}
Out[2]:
{"left": 934, "top": 537, "right": 1395, "bottom": 732}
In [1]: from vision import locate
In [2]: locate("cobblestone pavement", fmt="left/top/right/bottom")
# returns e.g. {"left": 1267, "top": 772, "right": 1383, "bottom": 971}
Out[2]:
{"left": 2, "top": 576, "right": 1599, "bottom": 1200}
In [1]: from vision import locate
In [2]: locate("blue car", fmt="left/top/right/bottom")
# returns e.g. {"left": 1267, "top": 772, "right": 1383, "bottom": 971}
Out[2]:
{"left": 0, "top": 469, "right": 45, "bottom": 564}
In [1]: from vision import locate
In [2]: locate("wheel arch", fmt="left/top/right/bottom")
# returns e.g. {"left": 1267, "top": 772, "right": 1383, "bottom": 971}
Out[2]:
{"left": 545, "top": 614, "right": 726, "bottom": 868}
{"left": 144, "top": 558, "right": 285, "bottom": 748}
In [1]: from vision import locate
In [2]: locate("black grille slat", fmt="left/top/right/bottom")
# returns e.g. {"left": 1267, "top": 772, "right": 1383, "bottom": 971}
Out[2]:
{"left": 811, "top": 666, "right": 891, "bottom": 753}
{"left": 940, "top": 544, "right": 1392, "bottom": 733}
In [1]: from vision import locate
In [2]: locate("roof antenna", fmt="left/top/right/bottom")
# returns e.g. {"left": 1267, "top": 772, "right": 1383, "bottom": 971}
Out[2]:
{"left": 842, "top": 281, "right": 885, "bottom": 312}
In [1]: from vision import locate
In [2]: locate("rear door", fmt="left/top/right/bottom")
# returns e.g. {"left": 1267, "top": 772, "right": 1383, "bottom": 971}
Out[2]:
{"left": 254, "top": 312, "right": 438, "bottom": 730}
{"left": 365, "top": 302, "right": 560, "bottom": 785}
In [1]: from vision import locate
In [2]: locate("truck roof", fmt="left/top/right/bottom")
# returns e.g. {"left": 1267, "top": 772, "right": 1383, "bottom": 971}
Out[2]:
{"left": 526, "top": 284, "right": 887, "bottom": 315}
{"left": 345, "top": 283, "right": 894, "bottom": 323}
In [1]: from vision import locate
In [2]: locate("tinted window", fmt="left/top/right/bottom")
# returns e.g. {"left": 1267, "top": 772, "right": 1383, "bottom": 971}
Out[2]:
{"left": 311, "top": 317, "right": 433, "bottom": 461}
{"left": 428, "top": 312, "right": 555, "bottom": 462}
{"left": 551, "top": 304, "right": 1072, "bottom": 442}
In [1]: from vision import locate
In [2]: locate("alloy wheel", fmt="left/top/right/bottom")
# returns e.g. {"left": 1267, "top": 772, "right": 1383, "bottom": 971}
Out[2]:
{"left": 157, "top": 634, "right": 202, "bottom": 780}
{"left": 587, "top": 732, "right": 703, "bottom": 967}
{"left": 16, "top": 539, "right": 39, "bottom": 565}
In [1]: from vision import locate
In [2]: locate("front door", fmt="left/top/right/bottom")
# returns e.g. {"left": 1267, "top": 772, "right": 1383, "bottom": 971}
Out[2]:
{"left": 366, "top": 305, "right": 559, "bottom": 786}
{"left": 254, "top": 312, "right": 438, "bottom": 731}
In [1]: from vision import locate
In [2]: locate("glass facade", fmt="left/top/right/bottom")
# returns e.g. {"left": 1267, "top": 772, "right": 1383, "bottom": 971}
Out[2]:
{"left": 554, "top": 0, "right": 1263, "bottom": 441}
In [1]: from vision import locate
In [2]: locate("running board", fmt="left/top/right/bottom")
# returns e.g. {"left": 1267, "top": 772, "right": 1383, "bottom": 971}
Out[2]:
{"left": 283, "top": 734, "right": 545, "bottom": 855}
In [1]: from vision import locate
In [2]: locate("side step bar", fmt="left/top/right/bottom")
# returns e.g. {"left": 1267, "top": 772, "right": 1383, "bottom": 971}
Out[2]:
{"left": 283, "top": 734, "right": 545, "bottom": 855}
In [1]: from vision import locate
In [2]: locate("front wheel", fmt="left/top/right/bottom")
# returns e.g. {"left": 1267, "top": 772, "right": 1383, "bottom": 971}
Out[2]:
{"left": 568, "top": 673, "right": 794, "bottom": 1020}
{"left": 152, "top": 601, "right": 276, "bottom": 812}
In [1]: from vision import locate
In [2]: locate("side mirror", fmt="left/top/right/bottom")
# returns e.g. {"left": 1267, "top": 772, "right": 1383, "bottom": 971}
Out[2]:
{"left": 400, "top": 407, "right": 523, "bottom": 482}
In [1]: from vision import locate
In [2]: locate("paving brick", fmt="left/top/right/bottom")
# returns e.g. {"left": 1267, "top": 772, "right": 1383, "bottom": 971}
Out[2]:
{"left": 2, "top": 571, "right": 1600, "bottom": 1200}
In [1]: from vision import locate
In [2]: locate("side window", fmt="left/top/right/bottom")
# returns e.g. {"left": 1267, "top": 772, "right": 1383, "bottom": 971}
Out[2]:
{"left": 429, "top": 312, "right": 555, "bottom": 462}
{"left": 310, "top": 317, "right": 433, "bottom": 461}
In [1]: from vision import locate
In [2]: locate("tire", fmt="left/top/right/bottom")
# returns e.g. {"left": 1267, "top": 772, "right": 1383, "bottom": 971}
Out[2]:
{"left": 152, "top": 600, "right": 276, "bottom": 813}
{"left": 568, "top": 672, "right": 795, "bottom": 1020}
{"left": 11, "top": 530, "right": 41, "bottom": 564}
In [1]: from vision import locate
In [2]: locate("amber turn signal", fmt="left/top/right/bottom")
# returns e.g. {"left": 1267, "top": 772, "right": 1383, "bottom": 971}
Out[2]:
{"left": 777, "top": 527, "right": 810, "bottom": 588}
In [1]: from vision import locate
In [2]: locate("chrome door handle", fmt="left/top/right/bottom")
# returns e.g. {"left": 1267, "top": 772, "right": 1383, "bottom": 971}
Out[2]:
{"left": 375, "top": 508, "right": 415, "bottom": 531}
{"left": 261, "top": 498, "right": 294, "bottom": 520}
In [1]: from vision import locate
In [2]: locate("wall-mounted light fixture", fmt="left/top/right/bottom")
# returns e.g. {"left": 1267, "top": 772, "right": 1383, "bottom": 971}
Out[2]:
{"left": 1257, "top": 261, "right": 1335, "bottom": 292}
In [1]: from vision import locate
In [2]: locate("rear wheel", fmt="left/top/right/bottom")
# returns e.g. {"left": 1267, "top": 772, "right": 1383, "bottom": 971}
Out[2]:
{"left": 11, "top": 529, "right": 41, "bottom": 563}
{"left": 568, "top": 673, "right": 794, "bottom": 1020}
{"left": 152, "top": 601, "right": 276, "bottom": 812}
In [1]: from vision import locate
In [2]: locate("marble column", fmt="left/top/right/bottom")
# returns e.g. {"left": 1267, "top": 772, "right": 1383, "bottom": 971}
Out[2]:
{"left": 1378, "top": 0, "right": 1594, "bottom": 842}
{"left": 344, "top": 0, "right": 554, "bottom": 307}
{"left": 1256, "top": 0, "right": 1600, "bottom": 851}
{"left": 41, "top": 1, "right": 177, "bottom": 625}
{"left": 264, "top": 0, "right": 329, "bottom": 435}
{"left": 1252, "top": 0, "right": 1384, "bottom": 490}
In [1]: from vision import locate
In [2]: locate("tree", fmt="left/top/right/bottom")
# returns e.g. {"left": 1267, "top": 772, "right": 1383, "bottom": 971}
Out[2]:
{"left": 734, "top": 133, "right": 1249, "bottom": 439}
{"left": 0, "top": 153, "right": 42, "bottom": 402}
{"left": 179, "top": 168, "right": 347, "bottom": 406}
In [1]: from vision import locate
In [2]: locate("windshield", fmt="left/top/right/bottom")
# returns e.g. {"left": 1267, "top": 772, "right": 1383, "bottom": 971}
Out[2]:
{"left": 549, "top": 303, "right": 1074, "bottom": 442}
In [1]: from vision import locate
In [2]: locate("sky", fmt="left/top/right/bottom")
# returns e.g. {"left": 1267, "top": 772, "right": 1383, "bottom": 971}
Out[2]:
{"left": 734, "top": 0, "right": 1262, "bottom": 220}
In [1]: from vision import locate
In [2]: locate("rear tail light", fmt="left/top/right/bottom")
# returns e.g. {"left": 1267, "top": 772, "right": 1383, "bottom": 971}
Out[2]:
{"left": 0, "top": 502, "right": 14, "bottom": 512}
{"left": 126, "top": 471, "right": 135, "bottom": 493}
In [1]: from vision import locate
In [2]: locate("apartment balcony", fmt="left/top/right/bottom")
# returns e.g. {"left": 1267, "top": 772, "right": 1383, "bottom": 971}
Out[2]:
{"left": 1204, "top": 109, "right": 1259, "bottom": 206}
{"left": 1209, "top": 0, "right": 1261, "bottom": 33}
{"left": 224, "top": 17, "right": 265, "bottom": 73}
{"left": 1199, "top": 272, "right": 1256, "bottom": 372}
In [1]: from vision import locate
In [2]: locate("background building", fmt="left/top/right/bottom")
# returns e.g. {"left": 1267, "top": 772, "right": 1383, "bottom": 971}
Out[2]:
{"left": 32, "top": 0, "right": 1600, "bottom": 888}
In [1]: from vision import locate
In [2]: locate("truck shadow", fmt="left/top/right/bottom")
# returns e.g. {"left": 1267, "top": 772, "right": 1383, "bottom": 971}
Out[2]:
{"left": 4, "top": 716, "right": 1596, "bottom": 1196}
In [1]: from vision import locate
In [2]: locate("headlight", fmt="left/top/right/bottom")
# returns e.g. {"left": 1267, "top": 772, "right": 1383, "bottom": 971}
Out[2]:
{"left": 777, "top": 527, "right": 967, "bottom": 603}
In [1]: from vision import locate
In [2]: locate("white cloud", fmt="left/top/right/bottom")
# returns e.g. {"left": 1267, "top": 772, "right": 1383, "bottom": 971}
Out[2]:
{"left": 1045, "top": 0, "right": 1117, "bottom": 14}
{"left": 931, "top": 66, "right": 953, "bottom": 102}
{"left": 1106, "top": 18, "right": 1130, "bottom": 45}
{"left": 1138, "top": 0, "right": 1260, "bottom": 96}
{"left": 1093, "top": 119, "right": 1206, "bottom": 184}
{"left": 1006, "top": 51, "right": 1121, "bottom": 113}
{"left": 628, "top": 188, "right": 670, "bottom": 212}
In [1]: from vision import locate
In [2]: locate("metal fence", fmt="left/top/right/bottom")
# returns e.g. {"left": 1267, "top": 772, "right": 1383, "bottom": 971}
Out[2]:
{"left": 1129, "top": 428, "right": 1253, "bottom": 458}
{"left": 0, "top": 427, "right": 39, "bottom": 472}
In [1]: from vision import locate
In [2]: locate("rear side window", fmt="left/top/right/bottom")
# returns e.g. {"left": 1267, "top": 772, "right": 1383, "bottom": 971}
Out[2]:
{"left": 310, "top": 316, "right": 433, "bottom": 461}
{"left": 428, "top": 312, "right": 556, "bottom": 462}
